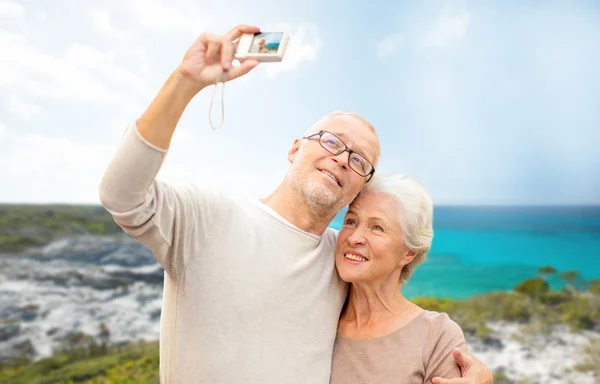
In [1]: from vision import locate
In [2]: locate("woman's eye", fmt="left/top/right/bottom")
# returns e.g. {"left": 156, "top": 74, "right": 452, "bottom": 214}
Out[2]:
{"left": 373, "top": 225, "right": 383, "bottom": 232}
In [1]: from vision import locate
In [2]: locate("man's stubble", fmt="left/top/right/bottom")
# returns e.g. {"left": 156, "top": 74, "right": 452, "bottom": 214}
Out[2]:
{"left": 287, "top": 160, "right": 350, "bottom": 219}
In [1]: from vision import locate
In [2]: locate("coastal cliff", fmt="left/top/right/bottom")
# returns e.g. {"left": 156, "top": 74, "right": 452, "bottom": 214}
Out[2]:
{"left": 0, "top": 205, "right": 598, "bottom": 383}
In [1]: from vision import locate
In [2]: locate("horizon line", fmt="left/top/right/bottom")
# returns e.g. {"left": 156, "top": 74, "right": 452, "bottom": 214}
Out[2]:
{"left": 1, "top": 202, "right": 600, "bottom": 208}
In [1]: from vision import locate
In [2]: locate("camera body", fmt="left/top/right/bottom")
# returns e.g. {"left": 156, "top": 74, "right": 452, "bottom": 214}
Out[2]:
{"left": 234, "top": 32, "right": 290, "bottom": 62}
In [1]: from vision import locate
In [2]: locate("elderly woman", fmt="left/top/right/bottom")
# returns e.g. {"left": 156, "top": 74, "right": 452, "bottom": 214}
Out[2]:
{"left": 330, "top": 174, "right": 467, "bottom": 384}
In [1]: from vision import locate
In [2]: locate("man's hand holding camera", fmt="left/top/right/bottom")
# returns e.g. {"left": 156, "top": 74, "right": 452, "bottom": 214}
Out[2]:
{"left": 175, "top": 24, "right": 262, "bottom": 94}
{"left": 136, "top": 24, "right": 262, "bottom": 149}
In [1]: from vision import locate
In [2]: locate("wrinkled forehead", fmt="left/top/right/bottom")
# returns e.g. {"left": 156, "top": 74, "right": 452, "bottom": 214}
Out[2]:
{"left": 315, "top": 115, "right": 380, "bottom": 164}
{"left": 347, "top": 191, "right": 400, "bottom": 221}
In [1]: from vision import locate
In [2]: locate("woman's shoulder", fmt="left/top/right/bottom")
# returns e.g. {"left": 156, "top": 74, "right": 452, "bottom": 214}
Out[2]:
{"left": 410, "top": 310, "right": 467, "bottom": 381}
{"left": 417, "top": 310, "right": 465, "bottom": 340}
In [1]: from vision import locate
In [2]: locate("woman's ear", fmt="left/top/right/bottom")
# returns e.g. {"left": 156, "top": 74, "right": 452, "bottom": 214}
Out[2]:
{"left": 398, "top": 249, "right": 417, "bottom": 268}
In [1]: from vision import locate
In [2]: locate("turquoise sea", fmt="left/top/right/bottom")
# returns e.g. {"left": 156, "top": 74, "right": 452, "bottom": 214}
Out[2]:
{"left": 330, "top": 206, "right": 600, "bottom": 299}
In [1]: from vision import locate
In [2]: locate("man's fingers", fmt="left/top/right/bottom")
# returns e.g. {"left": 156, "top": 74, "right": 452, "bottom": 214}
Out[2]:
{"left": 197, "top": 32, "right": 216, "bottom": 47}
{"left": 225, "top": 24, "right": 261, "bottom": 41}
{"left": 452, "top": 348, "right": 472, "bottom": 373}
{"left": 220, "top": 36, "right": 233, "bottom": 70}
{"left": 432, "top": 377, "right": 469, "bottom": 384}
{"left": 191, "top": 26, "right": 260, "bottom": 79}
{"left": 227, "top": 59, "right": 259, "bottom": 81}
{"left": 205, "top": 40, "right": 221, "bottom": 65}
{"left": 431, "top": 351, "right": 479, "bottom": 384}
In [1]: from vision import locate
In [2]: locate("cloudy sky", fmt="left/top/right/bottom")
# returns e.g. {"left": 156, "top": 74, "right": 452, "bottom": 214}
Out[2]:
{"left": 1, "top": 0, "right": 598, "bottom": 205}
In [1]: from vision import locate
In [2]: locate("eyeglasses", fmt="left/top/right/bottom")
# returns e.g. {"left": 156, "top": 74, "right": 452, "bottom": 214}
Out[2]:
{"left": 302, "top": 130, "right": 375, "bottom": 182}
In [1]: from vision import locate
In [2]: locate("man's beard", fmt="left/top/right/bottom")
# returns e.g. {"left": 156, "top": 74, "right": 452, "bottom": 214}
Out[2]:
{"left": 289, "top": 166, "right": 344, "bottom": 216}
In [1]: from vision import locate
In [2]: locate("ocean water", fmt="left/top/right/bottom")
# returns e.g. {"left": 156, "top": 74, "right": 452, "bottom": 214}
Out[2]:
{"left": 329, "top": 206, "right": 600, "bottom": 299}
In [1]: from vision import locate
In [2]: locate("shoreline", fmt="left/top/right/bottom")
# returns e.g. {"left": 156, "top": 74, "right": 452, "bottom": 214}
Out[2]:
{"left": 1, "top": 206, "right": 599, "bottom": 382}
{"left": 1, "top": 300, "right": 598, "bottom": 384}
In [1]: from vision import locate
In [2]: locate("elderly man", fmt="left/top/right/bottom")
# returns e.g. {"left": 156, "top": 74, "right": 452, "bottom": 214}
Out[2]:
{"left": 99, "top": 24, "right": 492, "bottom": 384}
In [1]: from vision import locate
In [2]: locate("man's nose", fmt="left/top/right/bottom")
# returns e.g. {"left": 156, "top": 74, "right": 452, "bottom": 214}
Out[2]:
{"left": 332, "top": 151, "right": 349, "bottom": 169}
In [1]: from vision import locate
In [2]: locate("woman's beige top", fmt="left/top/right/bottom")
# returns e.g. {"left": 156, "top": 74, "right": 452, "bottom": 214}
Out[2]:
{"left": 330, "top": 310, "right": 467, "bottom": 384}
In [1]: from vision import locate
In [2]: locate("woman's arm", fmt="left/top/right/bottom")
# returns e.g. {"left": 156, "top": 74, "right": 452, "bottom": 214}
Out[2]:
{"left": 424, "top": 313, "right": 469, "bottom": 383}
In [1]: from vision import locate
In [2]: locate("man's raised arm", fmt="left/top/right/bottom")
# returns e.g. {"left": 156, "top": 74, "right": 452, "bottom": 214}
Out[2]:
{"left": 97, "top": 25, "right": 261, "bottom": 275}
{"left": 135, "top": 24, "right": 261, "bottom": 150}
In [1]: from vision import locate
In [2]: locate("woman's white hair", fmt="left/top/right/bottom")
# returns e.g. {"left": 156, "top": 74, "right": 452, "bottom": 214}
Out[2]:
{"left": 361, "top": 174, "right": 434, "bottom": 286}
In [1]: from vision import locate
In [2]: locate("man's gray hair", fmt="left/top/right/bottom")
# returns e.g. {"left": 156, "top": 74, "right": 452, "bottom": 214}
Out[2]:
{"left": 362, "top": 174, "right": 434, "bottom": 286}
{"left": 304, "top": 110, "right": 380, "bottom": 166}
{"left": 304, "top": 110, "right": 377, "bottom": 136}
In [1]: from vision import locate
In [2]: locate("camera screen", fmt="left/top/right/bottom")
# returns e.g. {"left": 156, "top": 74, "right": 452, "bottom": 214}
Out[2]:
{"left": 249, "top": 32, "right": 283, "bottom": 54}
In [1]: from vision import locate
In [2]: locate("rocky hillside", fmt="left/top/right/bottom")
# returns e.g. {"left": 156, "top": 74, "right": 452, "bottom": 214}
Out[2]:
{"left": 0, "top": 204, "right": 598, "bottom": 383}
{"left": 0, "top": 234, "right": 163, "bottom": 364}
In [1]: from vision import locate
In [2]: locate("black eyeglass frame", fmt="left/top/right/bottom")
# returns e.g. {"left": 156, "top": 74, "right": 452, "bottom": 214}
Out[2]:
{"left": 302, "top": 130, "right": 376, "bottom": 182}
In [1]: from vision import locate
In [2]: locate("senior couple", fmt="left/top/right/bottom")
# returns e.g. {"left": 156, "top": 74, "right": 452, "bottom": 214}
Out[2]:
{"left": 99, "top": 25, "right": 493, "bottom": 383}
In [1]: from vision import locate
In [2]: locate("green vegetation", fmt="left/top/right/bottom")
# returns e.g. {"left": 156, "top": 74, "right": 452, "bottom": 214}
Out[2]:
{"left": 414, "top": 267, "right": 600, "bottom": 381}
{"left": 0, "top": 340, "right": 159, "bottom": 384}
{"left": 413, "top": 289, "right": 598, "bottom": 338}
{"left": 491, "top": 371, "right": 516, "bottom": 384}
{"left": 514, "top": 277, "right": 549, "bottom": 299}
{"left": 0, "top": 204, "right": 122, "bottom": 253}
{"left": 413, "top": 267, "right": 600, "bottom": 338}
{"left": 1, "top": 271, "right": 597, "bottom": 382}
{"left": 573, "top": 336, "right": 600, "bottom": 377}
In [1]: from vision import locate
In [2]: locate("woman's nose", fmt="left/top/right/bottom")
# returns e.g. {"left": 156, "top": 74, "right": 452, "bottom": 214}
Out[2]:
{"left": 347, "top": 229, "right": 366, "bottom": 245}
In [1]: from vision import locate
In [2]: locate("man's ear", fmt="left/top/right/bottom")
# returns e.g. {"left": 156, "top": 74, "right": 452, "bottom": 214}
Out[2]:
{"left": 288, "top": 139, "right": 301, "bottom": 163}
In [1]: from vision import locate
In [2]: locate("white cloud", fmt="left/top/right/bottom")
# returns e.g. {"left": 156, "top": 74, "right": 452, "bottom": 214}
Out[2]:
{"left": 6, "top": 94, "right": 41, "bottom": 118}
{"left": 421, "top": 9, "right": 470, "bottom": 49}
{"left": 0, "top": 0, "right": 24, "bottom": 18}
{"left": 259, "top": 24, "right": 320, "bottom": 77}
{"left": 34, "top": 10, "right": 45, "bottom": 21}
{"left": 65, "top": 44, "right": 150, "bottom": 93}
{"left": 89, "top": 8, "right": 129, "bottom": 41}
{"left": 376, "top": 4, "right": 469, "bottom": 57}
{"left": 0, "top": 1, "right": 325, "bottom": 203}
{"left": 0, "top": 127, "right": 112, "bottom": 176}
{"left": 0, "top": 125, "right": 117, "bottom": 203}
{"left": 0, "top": 30, "right": 146, "bottom": 111}
{"left": 88, "top": 9, "right": 154, "bottom": 74}
{"left": 377, "top": 33, "right": 403, "bottom": 60}
{"left": 127, "top": 0, "right": 212, "bottom": 36}
{"left": 0, "top": 120, "right": 281, "bottom": 203}
{"left": 131, "top": 49, "right": 153, "bottom": 75}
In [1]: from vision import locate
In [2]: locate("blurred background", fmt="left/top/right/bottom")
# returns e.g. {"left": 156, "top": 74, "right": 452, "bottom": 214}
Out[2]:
{"left": 1, "top": 0, "right": 599, "bottom": 383}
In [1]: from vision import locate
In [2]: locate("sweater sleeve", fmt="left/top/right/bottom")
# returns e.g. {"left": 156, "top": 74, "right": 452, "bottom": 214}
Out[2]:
{"left": 98, "top": 122, "right": 221, "bottom": 278}
{"left": 424, "top": 313, "right": 468, "bottom": 383}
